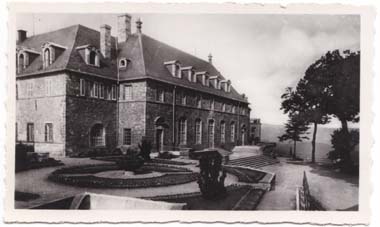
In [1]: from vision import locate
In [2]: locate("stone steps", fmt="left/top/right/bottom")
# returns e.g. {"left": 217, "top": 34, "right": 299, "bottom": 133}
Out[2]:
{"left": 227, "top": 155, "right": 279, "bottom": 169}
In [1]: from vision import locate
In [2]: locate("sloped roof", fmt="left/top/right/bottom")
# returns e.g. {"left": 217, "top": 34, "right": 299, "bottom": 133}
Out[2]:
{"left": 16, "top": 24, "right": 248, "bottom": 103}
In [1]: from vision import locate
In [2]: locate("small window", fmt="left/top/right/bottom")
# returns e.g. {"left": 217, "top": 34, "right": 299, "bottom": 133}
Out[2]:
{"left": 44, "top": 123, "right": 53, "bottom": 142}
{"left": 27, "top": 81, "right": 33, "bottom": 97}
{"left": 119, "top": 59, "right": 127, "bottom": 68}
{"left": 45, "top": 79, "right": 52, "bottom": 96}
{"left": 221, "top": 121, "right": 226, "bottom": 144}
{"left": 111, "top": 85, "right": 117, "bottom": 100}
{"left": 231, "top": 122, "right": 236, "bottom": 142}
{"left": 124, "top": 84, "right": 133, "bottom": 100}
{"left": 181, "top": 93, "right": 187, "bottom": 105}
{"left": 89, "top": 51, "right": 97, "bottom": 65}
{"left": 156, "top": 89, "right": 164, "bottom": 102}
{"left": 123, "top": 128, "right": 132, "bottom": 145}
{"left": 27, "top": 123, "right": 34, "bottom": 142}
{"left": 195, "top": 119, "right": 202, "bottom": 144}
{"left": 197, "top": 96, "right": 202, "bottom": 108}
{"left": 18, "top": 53, "right": 25, "bottom": 73}
{"left": 179, "top": 119, "right": 187, "bottom": 145}
{"left": 80, "top": 79, "right": 85, "bottom": 96}
{"left": 43, "top": 48, "right": 51, "bottom": 68}
{"left": 92, "top": 82, "right": 99, "bottom": 98}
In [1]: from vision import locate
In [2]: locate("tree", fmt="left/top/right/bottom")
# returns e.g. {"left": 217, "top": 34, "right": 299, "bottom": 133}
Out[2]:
{"left": 278, "top": 114, "right": 310, "bottom": 160}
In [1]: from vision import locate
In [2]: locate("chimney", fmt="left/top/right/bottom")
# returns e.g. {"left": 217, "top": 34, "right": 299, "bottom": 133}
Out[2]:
{"left": 17, "top": 30, "right": 27, "bottom": 43}
{"left": 117, "top": 14, "right": 131, "bottom": 43}
{"left": 208, "top": 53, "right": 213, "bottom": 64}
{"left": 100, "top": 24, "right": 112, "bottom": 58}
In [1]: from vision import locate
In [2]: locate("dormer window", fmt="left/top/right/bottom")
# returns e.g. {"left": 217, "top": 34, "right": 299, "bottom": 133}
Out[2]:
{"left": 164, "top": 60, "right": 182, "bottom": 78}
{"left": 119, "top": 58, "right": 129, "bottom": 69}
{"left": 76, "top": 45, "right": 100, "bottom": 67}
{"left": 210, "top": 76, "right": 220, "bottom": 89}
{"left": 43, "top": 48, "right": 51, "bottom": 68}
{"left": 89, "top": 51, "right": 97, "bottom": 65}
{"left": 42, "top": 42, "right": 67, "bottom": 69}
{"left": 17, "top": 53, "right": 26, "bottom": 73}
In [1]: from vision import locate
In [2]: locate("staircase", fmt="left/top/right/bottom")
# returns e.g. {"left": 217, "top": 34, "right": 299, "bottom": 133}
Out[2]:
{"left": 227, "top": 155, "right": 279, "bottom": 169}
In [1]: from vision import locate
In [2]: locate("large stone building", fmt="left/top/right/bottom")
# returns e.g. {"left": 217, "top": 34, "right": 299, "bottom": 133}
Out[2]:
{"left": 16, "top": 14, "right": 251, "bottom": 157}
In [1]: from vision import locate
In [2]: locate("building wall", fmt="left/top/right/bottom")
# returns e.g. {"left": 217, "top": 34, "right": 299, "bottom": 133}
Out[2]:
{"left": 117, "top": 80, "right": 147, "bottom": 147}
{"left": 145, "top": 80, "right": 250, "bottom": 152}
{"left": 16, "top": 73, "right": 67, "bottom": 157}
{"left": 65, "top": 73, "right": 117, "bottom": 155}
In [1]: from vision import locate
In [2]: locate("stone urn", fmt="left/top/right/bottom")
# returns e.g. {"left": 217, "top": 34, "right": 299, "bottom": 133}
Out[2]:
{"left": 115, "top": 145, "right": 145, "bottom": 172}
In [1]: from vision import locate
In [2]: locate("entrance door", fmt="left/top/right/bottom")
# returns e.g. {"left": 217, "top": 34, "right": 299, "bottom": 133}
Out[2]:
{"left": 156, "top": 129, "right": 164, "bottom": 152}
{"left": 208, "top": 120, "right": 215, "bottom": 148}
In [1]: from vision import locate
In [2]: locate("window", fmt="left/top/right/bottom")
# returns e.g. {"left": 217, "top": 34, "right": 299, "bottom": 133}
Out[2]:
{"left": 27, "top": 81, "right": 33, "bottom": 97}
{"left": 90, "top": 124, "right": 105, "bottom": 147}
{"left": 119, "top": 59, "right": 127, "bottom": 68}
{"left": 91, "top": 82, "right": 99, "bottom": 98}
{"left": 43, "top": 48, "right": 51, "bottom": 68}
{"left": 156, "top": 89, "right": 164, "bottom": 102}
{"left": 222, "top": 103, "right": 226, "bottom": 112}
{"left": 27, "top": 123, "right": 34, "bottom": 142}
{"left": 179, "top": 118, "right": 187, "bottom": 145}
{"left": 211, "top": 99, "right": 215, "bottom": 110}
{"left": 231, "top": 122, "right": 236, "bottom": 142}
{"left": 45, "top": 79, "right": 52, "bottom": 96}
{"left": 44, "top": 123, "right": 53, "bottom": 142}
{"left": 123, "top": 128, "right": 132, "bottom": 145}
{"left": 99, "top": 83, "right": 105, "bottom": 99}
{"left": 175, "top": 64, "right": 181, "bottom": 78}
{"left": 89, "top": 51, "right": 97, "bottom": 65}
{"left": 18, "top": 53, "right": 25, "bottom": 73}
{"left": 197, "top": 96, "right": 202, "bottom": 108}
{"left": 232, "top": 106, "right": 236, "bottom": 114}
{"left": 15, "top": 123, "right": 18, "bottom": 141}
{"left": 124, "top": 84, "right": 132, "bottom": 100}
{"left": 195, "top": 119, "right": 202, "bottom": 144}
{"left": 111, "top": 85, "right": 117, "bottom": 100}
{"left": 181, "top": 93, "right": 187, "bottom": 105}
{"left": 80, "top": 79, "right": 85, "bottom": 96}
{"left": 220, "top": 121, "right": 226, "bottom": 144}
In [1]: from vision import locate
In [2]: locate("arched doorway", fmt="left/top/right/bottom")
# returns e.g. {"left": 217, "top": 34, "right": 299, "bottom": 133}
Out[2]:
{"left": 90, "top": 123, "right": 105, "bottom": 147}
{"left": 208, "top": 119, "right": 215, "bottom": 148}
{"left": 154, "top": 117, "right": 168, "bottom": 152}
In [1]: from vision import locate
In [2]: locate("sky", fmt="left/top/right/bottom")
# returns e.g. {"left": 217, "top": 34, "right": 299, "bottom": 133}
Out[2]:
{"left": 16, "top": 13, "right": 360, "bottom": 127}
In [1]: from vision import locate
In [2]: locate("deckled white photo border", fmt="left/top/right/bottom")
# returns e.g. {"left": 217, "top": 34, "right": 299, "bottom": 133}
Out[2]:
{"left": 3, "top": 2, "right": 375, "bottom": 224}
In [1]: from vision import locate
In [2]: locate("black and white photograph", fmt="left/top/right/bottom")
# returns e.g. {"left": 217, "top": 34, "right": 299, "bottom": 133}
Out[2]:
{"left": 4, "top": 2, "right": 374, "bottom": 224}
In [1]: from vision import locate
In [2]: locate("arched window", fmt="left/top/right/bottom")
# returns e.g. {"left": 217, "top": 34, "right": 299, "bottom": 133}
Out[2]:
{"left": 119, "top": 59, "right": 127, "bottom": 68}
{"left": 179, "top": 118, "right": 187, "bottom": 145}
{"left": 195, "top": 119, "right": 202, "bottom": 144}
{"left": 89, "top": 51, "right": 97, "bottom": 65}
{"left": 220, "top": 121, "right": 226, "bottom": 144}
{"left": 43, "top": 48, "right": 51, "bottom": 68}
{"left": 18, "top": 53, "right": 25, "bottom": 72}
{"left": 230, "top": 122, "right": 236, "bottom": 143}
{"left": 90, "top": 123, "right": 105, "bottom": 147}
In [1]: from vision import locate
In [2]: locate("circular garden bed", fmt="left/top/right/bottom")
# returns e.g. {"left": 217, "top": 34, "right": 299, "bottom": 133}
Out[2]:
{"left": 48, "top": 163, "right": 198, "bottom": 189}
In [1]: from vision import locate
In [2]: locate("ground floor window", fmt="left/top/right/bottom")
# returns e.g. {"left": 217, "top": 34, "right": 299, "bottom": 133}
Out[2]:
{"left": 179, "top": 118, "right": 187, "bottom": 145}
{"left": 26, "top": 123, "right": 34, "bottom": 142}
{"left": 195, "top": 119, "right": 202, "bottom": 144}
{"left": 221, "top": 121, "right": 226, "bottom": 144}
{"left": 123, "top": 128, "right": 132, "bottom": 145}
{"left": 44, "top": 123, "right": 53, "bottom": 142}
{"left": 208, "top": 119, "right": 215, "bottom": 148}
{"left": 231, "top": 122, "right": 236, "bottom": 142}
{"left": 90, "top": 124, "right": 105, "bottom": 147}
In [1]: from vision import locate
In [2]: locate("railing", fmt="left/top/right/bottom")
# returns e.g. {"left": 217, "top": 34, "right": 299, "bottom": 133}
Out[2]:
{"left": 296, "top": 171, "right": 311, "bottom": 210}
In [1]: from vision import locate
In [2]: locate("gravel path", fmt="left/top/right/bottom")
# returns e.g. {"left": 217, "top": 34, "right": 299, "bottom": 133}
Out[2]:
{"left": 256, "top": 158, "right": 358, "bottom": 211}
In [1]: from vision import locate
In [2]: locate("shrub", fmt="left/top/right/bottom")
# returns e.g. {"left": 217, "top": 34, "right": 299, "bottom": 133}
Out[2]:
{"left": 139, "top": 138, "right": 152, "bottom": 161}
{"left": 328, "top": 129, "right": 359, "bottom": 173}
{"left": 197, "top": 153, "right": 227, "bottom": 200}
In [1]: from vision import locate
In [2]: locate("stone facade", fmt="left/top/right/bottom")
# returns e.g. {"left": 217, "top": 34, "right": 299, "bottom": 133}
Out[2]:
{"left": 15, "top": 16, "right": 252, "bottom": 158}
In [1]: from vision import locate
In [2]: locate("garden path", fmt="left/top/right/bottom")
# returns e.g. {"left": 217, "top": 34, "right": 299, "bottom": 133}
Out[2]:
{"left": 256, "top": 158, "right": 359, "bottom": 210}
